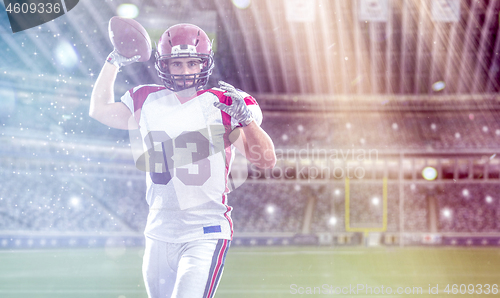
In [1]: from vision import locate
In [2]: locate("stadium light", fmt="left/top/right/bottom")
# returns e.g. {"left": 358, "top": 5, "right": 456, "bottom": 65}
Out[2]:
{"left": 55, "top": 41, "right": 78, "bottom": 68}
{"left": 422, "top": 166, "right": 438, "bottom": 181}
{"left": 69, "top": 196, "right": 80, "bottom": 207}
{"left": 117, "top": 4, "right": 139, "bottom": 19}
{"left": 432, "top": 81, "right": 446, "bottom": 91}
{"left": 232, "top": 0, "right": 251, "bottom": 9}
{"left": 328, "top": 216, "right": 337, "bottom": 226}
{"left": 485, "top": 195, "right": 493, "bottom": 203}
{"left": 442, "top": 208, "right": 452, "bottom": 218}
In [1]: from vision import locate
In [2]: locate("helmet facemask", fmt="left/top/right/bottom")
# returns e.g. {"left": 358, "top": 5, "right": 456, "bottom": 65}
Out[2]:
{"left": 155, "top": 51, "right": 214, "bottom": 92}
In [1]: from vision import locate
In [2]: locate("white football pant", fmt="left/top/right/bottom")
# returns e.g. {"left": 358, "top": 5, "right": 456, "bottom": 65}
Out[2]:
{"left": 142, "top": 237, "right": 231, "bottom": 298}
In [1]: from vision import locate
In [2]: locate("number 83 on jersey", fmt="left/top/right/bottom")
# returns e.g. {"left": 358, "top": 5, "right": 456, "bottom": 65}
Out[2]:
{"left": 133, "top": 126, "right": 228, "bottom": 187}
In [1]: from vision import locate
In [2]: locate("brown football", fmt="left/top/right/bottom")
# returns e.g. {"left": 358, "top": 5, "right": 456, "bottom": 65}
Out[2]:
{"left": 108, "top": 16, "right": 152, "bottom": 62}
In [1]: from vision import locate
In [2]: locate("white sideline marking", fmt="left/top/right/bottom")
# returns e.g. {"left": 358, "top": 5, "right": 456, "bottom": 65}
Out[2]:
{"left": 0, "top": 289, "right": 144, "bottom": 293}
{"left": 229, "top": 250, "right": 365, "bottom": 255}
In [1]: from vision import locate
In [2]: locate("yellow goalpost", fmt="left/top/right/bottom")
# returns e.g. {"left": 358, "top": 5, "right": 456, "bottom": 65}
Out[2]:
{"left": 344, "top": 177, "right": 388, "bottom": 238}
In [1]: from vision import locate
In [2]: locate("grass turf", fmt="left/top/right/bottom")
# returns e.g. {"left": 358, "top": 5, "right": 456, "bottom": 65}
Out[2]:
{"left": 0, "top": 246, "right": 499, "bottom": 297}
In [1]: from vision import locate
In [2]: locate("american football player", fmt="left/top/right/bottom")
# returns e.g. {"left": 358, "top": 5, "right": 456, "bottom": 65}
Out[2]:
{"left": 90, "top": 23, "right": 276, "bottom": 298}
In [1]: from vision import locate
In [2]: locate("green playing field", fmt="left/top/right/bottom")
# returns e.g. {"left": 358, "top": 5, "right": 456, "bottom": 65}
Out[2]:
{"left": 0, "top": 246, "right": 499, "bottom": 298}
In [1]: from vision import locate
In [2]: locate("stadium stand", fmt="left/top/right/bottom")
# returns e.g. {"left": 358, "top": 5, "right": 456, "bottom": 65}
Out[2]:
{"left": 0, "top": 172, "right": 127, "bottom": 232}
{"left": 261, "top": 111, "right": 500, "bottom": 150}
{"left": 436, "top": 183, "right": 500, "bottom": 233}
{"left": 229, "top": 182, "right": 308, "bottom": 234}
{"left": 2, "top": 99, "right": 500, "bottom": 247}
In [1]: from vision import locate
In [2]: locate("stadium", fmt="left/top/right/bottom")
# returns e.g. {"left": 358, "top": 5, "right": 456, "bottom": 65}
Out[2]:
{"left": 1, "top": 0, "right": 500, "bottom": 297}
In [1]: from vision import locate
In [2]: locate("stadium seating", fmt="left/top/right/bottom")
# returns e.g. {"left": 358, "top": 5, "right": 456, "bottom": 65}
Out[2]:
{"left": 436, "top": 183, "right": 500, "bottom": 233}
{"left": 0, "top": 172, "right": 127, "bottom": 232}
{"left": 2, "top": 103, "right": 500, "bottom": 242}
{"left": 3, "top": 168, "right": 497, "bottom": 236}
{"left": 229, "top": 182, "right": 308, "bottom": 233}
{"left": 261, "top": 111, "right": 500, "bottom": 150}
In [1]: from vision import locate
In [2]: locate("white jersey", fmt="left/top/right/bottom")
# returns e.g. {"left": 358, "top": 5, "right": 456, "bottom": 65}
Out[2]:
{"left": 121, "top": 85, "right": 262, "bottom": 243}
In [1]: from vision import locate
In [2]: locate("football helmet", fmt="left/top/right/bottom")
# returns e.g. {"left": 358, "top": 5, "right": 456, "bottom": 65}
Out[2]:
{"left": 155, "top": 24, "right": 214, "bottom": 91}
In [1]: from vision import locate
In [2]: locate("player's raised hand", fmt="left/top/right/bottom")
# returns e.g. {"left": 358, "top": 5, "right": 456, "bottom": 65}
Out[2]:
{"left": 106, "top": 49, "right": 141, "bottom": 69}
{"left": 214, "top": 81, "right": 254, "bottom": 126}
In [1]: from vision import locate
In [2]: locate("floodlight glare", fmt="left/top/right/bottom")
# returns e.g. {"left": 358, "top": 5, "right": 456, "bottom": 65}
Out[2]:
{"left": 55, "top": 41, "right": 78, "bottom": 68}
{"left": 328, "top": 217, "right": 337, "bottom": 226}
{"left": 442, "top": 208, "right": 452, "bottom": 218}
{"left": 117, "top": 4, "right": 139, "bottom": 19}
{"left": 231, "top": 0, "right": 251, "bottom": 9}
{"left": 432, "top": 81, "right": 446, "bottom": 91}
{"left": 422, "top": 166, "right": 438, "bottom": 181}
{"left": 70, "top": 196, "right": 80, "bottom": 207}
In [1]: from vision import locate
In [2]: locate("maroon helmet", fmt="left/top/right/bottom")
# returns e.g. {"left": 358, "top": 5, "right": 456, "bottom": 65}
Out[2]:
{"left": 155, "top": 24, "right": 214, "bottom": 91}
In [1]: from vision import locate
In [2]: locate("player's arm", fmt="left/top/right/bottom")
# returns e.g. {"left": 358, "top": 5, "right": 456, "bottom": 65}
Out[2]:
{"left": 89, "top": 52, "right": 141, "bottom": 130}
{"left": 230, "top": 123, "right": 276, "bottom": 169}
{"left": 215, "top": 81, "right": 276, "bottom": 169}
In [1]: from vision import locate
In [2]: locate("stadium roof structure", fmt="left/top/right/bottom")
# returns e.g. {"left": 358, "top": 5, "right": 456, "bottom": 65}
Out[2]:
{"left": 1, "top": 0, "right": 500, "bottom": 98}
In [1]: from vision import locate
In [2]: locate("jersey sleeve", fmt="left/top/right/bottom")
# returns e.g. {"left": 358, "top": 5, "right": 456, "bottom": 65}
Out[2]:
{"left": 233, "top": 90, "right": 263, "bottom": 128}
{"left": 248, "top": 104, "right": 263, "bottom": 126}
{"left": 120, "top": 89, "right": 135, "bottom": 115}
{"left": 120, "top": 85, "right": 166, "bottom": 125}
